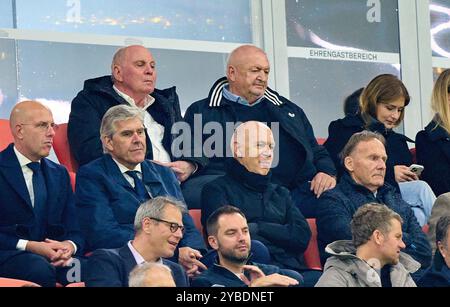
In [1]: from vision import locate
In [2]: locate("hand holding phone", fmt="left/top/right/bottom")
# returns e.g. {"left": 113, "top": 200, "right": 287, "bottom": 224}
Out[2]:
{"left": 409, "top": 164, "right": 424, "bottom": 177}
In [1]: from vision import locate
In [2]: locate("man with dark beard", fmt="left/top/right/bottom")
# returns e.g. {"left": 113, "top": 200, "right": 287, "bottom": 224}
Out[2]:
{"left": 191, "top": 206, "right": 302, "bottom": 287}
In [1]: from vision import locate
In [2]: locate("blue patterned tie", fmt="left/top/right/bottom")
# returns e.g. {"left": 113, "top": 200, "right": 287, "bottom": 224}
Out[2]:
{"left": 27, "top": 162, "right": 48, "bottom": 239}
{"left": 125, "top": 170, "right": 150, "bottom": 203}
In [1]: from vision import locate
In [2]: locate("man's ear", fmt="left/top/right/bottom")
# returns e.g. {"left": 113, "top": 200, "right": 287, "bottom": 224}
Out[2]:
{"left": 208, "top": 236, "right": 219, "bottom": 250}
{"left": 372, "top": 229, "right": 384, "bottom": 245}
{"left": 103, "top": 136, "right": 114, "bottom": 153}
{"left": 344, "top": 156, "right": 354, "bottom": 172}
{"left": 112, "top": 64, "right": 123, "bottom": 82}
{"left": 437, "top": 241, "right": 447, "bottom": 258}
{"left": 15, "top": 124, "right": 24, "bottom": 140}
{"left": 227, "top": 65, "right": 236, "bottom": 82}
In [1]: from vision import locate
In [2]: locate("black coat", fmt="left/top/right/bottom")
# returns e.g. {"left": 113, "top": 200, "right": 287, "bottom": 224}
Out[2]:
{"left": 324, "top": 114, "right": 413, "bottom": 189}
{"left": 68, "top": 75, "right": 207, "bottom": 168}
{"left": 201, "top": 159, "right": 311, "bottom": 271}
{"left": 416, "top": 120, "right": 450, "bottom": 196}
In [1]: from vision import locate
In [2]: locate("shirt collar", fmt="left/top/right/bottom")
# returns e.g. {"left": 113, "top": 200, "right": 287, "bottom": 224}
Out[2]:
{"left": 13, "top": 146, "right": 37, "bottom": 167}
{"left": 222, "top": 86, "right": 264, "bottom": 107}
{"left": 127, "top": 241, "right": 163, "bottom": 265}
{"left": 113, "top": 85, "right": 155, "bottom": 111}
{"left": 112, "top": 157, "right": 142, "bottom": 174}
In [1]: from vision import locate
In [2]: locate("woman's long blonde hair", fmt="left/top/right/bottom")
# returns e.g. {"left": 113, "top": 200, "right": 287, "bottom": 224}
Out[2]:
{"left": 431, "top": 69, "right": 450, "bottom": 134}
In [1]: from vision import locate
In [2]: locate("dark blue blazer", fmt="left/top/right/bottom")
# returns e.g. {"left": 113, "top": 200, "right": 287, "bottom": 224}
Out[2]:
{"left": 0, "top": 144, "right": 84, "bottom": 263}
{"left": 85, "top": 244, "right": 189, "bottom": 287}
{"left": 75, "top": 154, "right": 205, "bottom": 252}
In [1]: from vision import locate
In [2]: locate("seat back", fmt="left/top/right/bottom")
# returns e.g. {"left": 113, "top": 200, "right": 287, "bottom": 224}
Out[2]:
{"left": 189, "top": 209, "right": 204, "bottom": 235}
{"left": 0, "top": 277, "right": 40, "bottom": 287}
{"left": 304, "top": 218, "right": 322, "bottom": 270}
{"left": 53, "top": 123, "right": 78, "bottom": 173}
{"left": 0, "top": 119, "right": 13, "bottom": 151}
{"left": 410, "top": 147, "right": 416, "bottom": 164}
{"left": 316, "top": 138, "right": 326, "bottom": 145}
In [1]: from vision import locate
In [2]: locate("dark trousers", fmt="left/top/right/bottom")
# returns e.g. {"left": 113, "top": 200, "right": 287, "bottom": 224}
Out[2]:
{"left": 0, "top": 251, "right": 85, "bottom": 287}
{"left": 291, "top": 181, "right": 321, "bottom": 218}
{"left": 181, "top": 174, "right": 224, "bottom": 209}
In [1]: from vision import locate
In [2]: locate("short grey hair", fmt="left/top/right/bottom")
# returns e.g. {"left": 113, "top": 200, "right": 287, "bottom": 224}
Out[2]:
{"left": 133, "top": 196, "right": 186, "bottom": 232}
{"left": 128, "top": 262, "right": 174, "bottom": 287}
{"left": 436, "top": 215, "right": 450, "bottom": 246}
{"left": 351, "top": 203, "right": 403, "bottom": 248}
{"left": 340, "top": 130, "right": 386, "bottom": 165}
{"left": 100, "top": 104, "right": 145, "bottom": 153}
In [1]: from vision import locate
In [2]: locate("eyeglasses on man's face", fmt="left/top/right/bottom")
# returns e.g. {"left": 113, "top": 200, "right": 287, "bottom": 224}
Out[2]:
{"left": 150, "top": 217, "right": 185, "bottom": 233}
{"left": 20, "top": 121, "right": 58, "bottom": 132}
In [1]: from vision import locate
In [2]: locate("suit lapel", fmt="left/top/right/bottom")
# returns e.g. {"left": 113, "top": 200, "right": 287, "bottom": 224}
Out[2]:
{"left": 40, "top": 158, "right": 58, "bottom": 221}
{"left": 141, "top": 160, "right": 163, "bottom": 197}
{"left": 119, "top": 245, "right": 139, "bottom": 275}
{"left": 103, "top": 155, "right": 136, "bottom": 193}
{"left": 0, "top": 144, "right": 33, "bottom": 209}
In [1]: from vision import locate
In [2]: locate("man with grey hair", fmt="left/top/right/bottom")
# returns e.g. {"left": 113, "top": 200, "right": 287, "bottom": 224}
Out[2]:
{"left": 68, "top": 45, "right": 206, "bottom": 179}
{"left": 316, "top": 203, "right": 419, "bottom": 287}
{"left": 85, "top": 196, "right": 188, "bottom": 287}
{"left": 129, "top": 262, "right": 176, "bottom": 287}
{"left": 75, "top": 104, "right": 206, "bottom": 276}
{"left": 316, "top": 130, "right": 431, "bottom": 280}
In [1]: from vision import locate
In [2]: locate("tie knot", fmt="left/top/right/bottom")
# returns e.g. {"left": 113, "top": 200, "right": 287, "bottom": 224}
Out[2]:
{"left": 27, "top": 162, "right": 41, "bottom": 173}
{"left": 126, "top": 170, "right": 141, "bottom": 180}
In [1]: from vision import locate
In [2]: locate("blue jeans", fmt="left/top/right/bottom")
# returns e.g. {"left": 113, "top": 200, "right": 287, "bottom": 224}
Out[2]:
{"left": 399, "top": 180, "right": 436, "bottom": 227}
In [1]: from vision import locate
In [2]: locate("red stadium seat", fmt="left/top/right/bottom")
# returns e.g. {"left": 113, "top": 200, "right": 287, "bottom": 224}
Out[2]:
{"left": 303, "top": 218, "right": 322, "bottom": 270}
{"left": 189, "top": 209, "right": 204, "bottom": 236}
{"left": 410, "top": 147, "right": 416, "bottom": 164}
{"left": 65, "top": 282, "right": 85, "bottom": 287}
{"left": 0, "top": 119, "right": 13, "bottom": 151}
{"left": 0, "top": 277, "right": 40, "bottom": 287}
{"left": 53, "top": 123, "right": 78, "bottom": 173}
{"left": 316, "top": 138, "right": 326, "bottom": 145}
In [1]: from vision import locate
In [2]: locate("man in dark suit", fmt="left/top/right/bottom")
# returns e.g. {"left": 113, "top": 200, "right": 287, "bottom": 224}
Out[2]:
{"left": 85, "top": 196, "right": 189, "bottom": 287}
{"left": 75, "top": 104, "right": 206, "bottom": 277}
{"left": 0, "top": 101, "right": 84, "bottom": 287}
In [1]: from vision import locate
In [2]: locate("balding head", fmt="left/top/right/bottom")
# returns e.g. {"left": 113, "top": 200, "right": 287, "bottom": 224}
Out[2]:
{"left": 10, "top": 101, "right": 56, "bottom": 161}
{"left": 231, "top": 121, "right": 274, "bottom": 175}
{"left": 111, "top": 45, "right": 157, "bottom": 104}
{"left": 226, "top": 45, "right": 270, "bottom": 104}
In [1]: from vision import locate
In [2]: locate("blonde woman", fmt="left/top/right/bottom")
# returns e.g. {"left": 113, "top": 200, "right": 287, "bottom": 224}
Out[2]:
{"left": 416, "top": 69, "right": 450, "bottom": 197}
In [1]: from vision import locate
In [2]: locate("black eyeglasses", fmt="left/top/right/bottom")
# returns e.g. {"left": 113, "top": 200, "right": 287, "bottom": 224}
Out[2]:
{"left": 150, "top": 217, "right": 185, "bottom": 233}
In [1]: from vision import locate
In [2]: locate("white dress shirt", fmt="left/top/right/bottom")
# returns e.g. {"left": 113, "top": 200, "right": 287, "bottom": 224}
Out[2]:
{"left": 113, "top": 86, "right": 171, "bottom": 163}
{"left": 127, "top": 241, "right": 163, "bottom": 266}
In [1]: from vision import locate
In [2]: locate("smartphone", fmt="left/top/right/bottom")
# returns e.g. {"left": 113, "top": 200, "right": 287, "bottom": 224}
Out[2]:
{"left": 409, "top": 164, "right": 424, "bottom": 176}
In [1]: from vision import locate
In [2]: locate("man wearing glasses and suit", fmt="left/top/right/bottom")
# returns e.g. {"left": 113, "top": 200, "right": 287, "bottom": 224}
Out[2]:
{"left": 0, "top": 101, "right": 84, "bottom": 287}
{"left": 75, "top": 105, "right": 206, "bottom": 277}
{"left": 84, "top": 196, "right": 189, "bottom": 287}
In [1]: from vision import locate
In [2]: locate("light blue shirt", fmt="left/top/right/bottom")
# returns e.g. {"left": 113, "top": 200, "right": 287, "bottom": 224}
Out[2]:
{"left": 222, "top": 86, "right": 264, "bottom": 107}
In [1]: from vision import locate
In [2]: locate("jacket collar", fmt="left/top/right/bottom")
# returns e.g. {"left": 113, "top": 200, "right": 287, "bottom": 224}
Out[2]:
{"left": 325, "top": 240, "right": 420, "bottom": 275}
{"left": 425, "top": 120, "right": 450, "bottom": 142}
{"left": 208, "top": 77, "right": 284, "bottom": 108}
{"left": 0, "top": 144, "right": 59, "bottom": 212}
{"left": 102, "top": 154, "right": 163, "bottom": 196}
